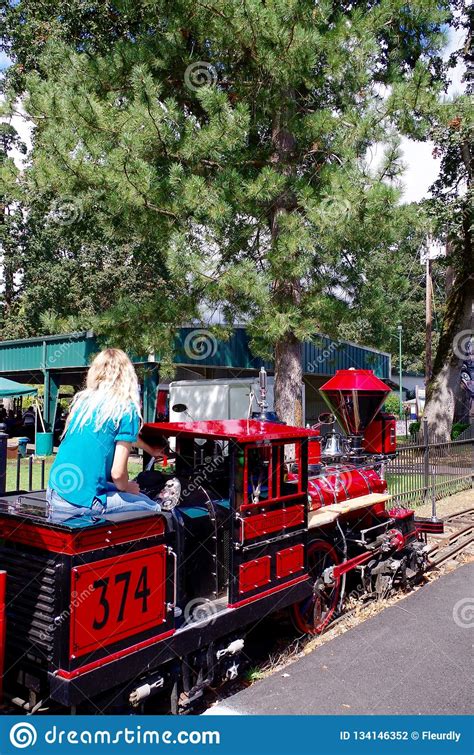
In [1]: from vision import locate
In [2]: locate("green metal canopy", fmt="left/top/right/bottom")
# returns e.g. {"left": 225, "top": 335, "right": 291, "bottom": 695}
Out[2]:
{"left": 0, "top": 377, "right": 37, "bottom": 398}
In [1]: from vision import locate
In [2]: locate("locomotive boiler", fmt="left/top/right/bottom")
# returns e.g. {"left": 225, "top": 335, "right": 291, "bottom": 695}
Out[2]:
{"left": 0, "top": 369, "right": 440, "bottom": 714}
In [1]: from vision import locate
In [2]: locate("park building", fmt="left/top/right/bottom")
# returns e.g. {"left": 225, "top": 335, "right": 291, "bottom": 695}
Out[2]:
{"left": 0, "top": 326, "right": 390, "bottom": 438}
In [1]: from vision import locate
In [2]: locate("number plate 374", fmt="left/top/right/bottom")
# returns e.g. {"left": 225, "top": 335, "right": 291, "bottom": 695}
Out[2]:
{"left": 70, "top": 545, "right": 167, "bottom": 658}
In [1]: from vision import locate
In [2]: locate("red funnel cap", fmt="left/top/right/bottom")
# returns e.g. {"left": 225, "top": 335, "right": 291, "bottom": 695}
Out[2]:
{"left": 320, "top": 369, "right": 390, "bottom": 435}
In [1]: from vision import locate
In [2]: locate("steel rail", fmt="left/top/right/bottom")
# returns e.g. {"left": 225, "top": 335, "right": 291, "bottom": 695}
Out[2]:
{"left": 426, "top": 508, "right": 474, "bottom": 567}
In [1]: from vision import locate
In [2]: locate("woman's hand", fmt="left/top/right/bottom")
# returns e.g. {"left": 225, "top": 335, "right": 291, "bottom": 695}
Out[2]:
{"left": 126, "top": 480, "right": 141, "bottom": 495}
{"left": 136, "top": 434, "right": 170, "bottom": 460}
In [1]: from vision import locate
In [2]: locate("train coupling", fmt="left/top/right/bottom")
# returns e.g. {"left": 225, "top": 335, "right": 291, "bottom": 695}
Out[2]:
{"left": 129, "top": 675, "right": 164, "bottom": 707}
{"left": 216, "top": 638, "right": 245, "bottom": 660}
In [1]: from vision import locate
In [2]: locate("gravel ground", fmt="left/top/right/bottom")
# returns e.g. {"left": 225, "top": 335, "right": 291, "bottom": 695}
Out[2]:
{"left": 414, "top": 487, "right": 474, "bottom": 518}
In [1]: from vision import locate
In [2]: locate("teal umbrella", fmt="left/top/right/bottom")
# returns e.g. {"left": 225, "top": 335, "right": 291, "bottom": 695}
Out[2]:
{"left": 0, "top": 377, "right": 38, "bottom": 398}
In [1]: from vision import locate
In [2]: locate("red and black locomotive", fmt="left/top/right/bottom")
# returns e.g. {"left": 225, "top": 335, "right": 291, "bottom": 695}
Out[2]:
{"left": 0, "top": 369, "right": 441, "bottom": 713}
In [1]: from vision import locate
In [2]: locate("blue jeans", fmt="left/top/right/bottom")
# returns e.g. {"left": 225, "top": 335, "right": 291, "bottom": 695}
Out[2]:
{"left": 46, "top": 483, "right": 160, "bottom": 522}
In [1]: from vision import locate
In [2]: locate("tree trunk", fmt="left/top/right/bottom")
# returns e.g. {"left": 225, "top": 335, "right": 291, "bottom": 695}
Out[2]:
{"left": 274, "top": 334, "right": 303, "bottom": 426}
{"left": 424, "top": 122, "right": 473, "bottom": 441}
{"left": 423, "top": 220, "right": 473, "bottom": 440}
{"left": 270, "top": 104, "right": 303, "bottom": 426}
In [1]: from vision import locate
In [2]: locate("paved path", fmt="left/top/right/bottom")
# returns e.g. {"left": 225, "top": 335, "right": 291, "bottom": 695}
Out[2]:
{"left": 206, "top": 563, "right": 474, "bottom": 715}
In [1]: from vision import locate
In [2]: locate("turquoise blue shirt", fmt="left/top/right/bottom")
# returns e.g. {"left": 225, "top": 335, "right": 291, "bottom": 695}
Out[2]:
{"left": 48, "top": 404, "right": 140, "bottom": 508}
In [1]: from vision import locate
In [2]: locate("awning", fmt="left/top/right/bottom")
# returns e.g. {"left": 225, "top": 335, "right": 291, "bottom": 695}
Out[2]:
{"left": 0, "top": 378, "right": 38, "bottom": 398}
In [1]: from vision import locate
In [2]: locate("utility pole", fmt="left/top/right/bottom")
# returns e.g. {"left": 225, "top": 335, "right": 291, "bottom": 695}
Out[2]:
{"left": 422, "top": 234, "right": 444, "bottom": 386}
{"left": 397, "top": 324, "right": 403, "bottom": 418}
{"left": 425, "top": 256, "right": 433, "bottom": 386}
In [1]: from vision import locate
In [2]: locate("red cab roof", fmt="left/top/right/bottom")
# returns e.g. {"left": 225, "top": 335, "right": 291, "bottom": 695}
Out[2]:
{"left": 142, "top": 419, "right": 314, "bottom": 442}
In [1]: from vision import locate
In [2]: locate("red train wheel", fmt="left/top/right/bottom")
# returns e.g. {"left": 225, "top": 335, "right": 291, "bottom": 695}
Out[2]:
{"left": 291, "top": 539, "right": 341, "bottom": 634}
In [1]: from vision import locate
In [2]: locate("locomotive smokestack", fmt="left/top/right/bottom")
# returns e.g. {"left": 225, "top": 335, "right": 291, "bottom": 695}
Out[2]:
{"left": 319, "top": 369, "right": 390, "bottom": 437}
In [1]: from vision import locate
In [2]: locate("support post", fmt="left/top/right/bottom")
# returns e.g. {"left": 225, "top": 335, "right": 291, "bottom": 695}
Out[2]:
{"left": 143, "top": 364, "right": 159, "bottom": 424}
{"left": 425, "top": 257, "right": 433, "bottom": 385}
{"left": 423, "top": 417, "right": 430, "bottom": 503}
{"left": 43, "top": 371, "right": 61, "bottom": 432}
{"left": 431, "top": 478, "right": 438, "bottom": 521}
{"left": 0, "top": 432, "right": 7, "bottom": 496}
{"left": 0, "top": 570, "right": 5, "bottom": 704}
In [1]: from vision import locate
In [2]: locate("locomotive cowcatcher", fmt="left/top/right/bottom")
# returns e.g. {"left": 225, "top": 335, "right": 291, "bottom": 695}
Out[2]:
{"left": 0, "top": 369, "right": 441, "bottom": 714}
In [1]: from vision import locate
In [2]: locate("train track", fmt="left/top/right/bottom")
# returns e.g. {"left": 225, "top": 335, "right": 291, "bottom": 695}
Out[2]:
{"left": 426, "top": 507, "right": 474, "bottom": 568}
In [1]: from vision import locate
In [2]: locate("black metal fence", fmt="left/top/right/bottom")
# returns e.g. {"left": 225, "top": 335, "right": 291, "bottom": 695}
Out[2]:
{"left": 10, "top": 453, "right": 47, "bottom": 493}
{"left": 0, "top": 433, "right": 47, "bottom": 495}
{"left": 0, "top": 425, "right": 472, "bottom": 505}
{"left": 385, "top": 422, "right": 474, "bottom": 508}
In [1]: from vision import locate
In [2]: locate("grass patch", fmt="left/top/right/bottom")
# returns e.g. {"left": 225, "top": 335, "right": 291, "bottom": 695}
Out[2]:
{"left": 5, "top": 456, "right": 143, "bottom": 493}
{"left": 386, "top": 472, "right": 452, "bottom": 493}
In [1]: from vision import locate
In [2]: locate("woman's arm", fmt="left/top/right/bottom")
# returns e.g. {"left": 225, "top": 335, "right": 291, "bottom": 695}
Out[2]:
{"left": 135, "top": 436, "right": 168, "bottom": 461}
{"left": 111, "top": 441, "right": 140, "bottom": 493}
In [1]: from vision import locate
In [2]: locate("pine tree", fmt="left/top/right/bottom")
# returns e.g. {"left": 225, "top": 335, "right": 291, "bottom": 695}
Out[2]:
{"left": 3, "top": 0, "right": 452, "bottom": 422}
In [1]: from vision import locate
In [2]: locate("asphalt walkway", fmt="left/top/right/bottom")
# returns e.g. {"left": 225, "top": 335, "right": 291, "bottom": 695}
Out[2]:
{"left": 206, "top": 563, "right": 474, "bottom": 715}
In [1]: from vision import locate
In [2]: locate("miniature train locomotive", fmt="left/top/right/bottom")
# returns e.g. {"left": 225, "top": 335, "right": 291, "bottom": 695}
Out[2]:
{"left": 0, "top": 369, "right": 441, "bottom": 714}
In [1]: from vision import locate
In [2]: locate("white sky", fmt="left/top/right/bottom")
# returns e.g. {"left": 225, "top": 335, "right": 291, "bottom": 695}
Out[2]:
{"left": 398, "top": 26, "right": 466, "bottom": 203}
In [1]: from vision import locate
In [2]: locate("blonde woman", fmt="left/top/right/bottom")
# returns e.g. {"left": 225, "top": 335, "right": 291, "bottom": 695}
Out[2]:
{"left": 47, "top": 348, "right": 164, "bottom": 519}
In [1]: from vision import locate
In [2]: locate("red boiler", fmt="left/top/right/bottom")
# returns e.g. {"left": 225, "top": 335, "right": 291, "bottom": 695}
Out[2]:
{"left": 307, "top": 466, "right": 387, "bottom": 510}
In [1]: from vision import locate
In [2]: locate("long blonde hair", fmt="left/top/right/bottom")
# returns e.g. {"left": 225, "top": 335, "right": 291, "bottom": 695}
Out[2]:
{"left": 66, "top": 349, "right": 142, "bottom": 433}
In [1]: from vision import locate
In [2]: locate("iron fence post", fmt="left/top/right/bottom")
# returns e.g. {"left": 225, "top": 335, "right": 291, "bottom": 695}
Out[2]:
{"left": 0, "top": 432, "right": 7, "bottom": 496}
{"left": 423, "top": 417, "right": 429, "bottom": 503}
{"left": 431, "top": 477, "right": 438, "bottom": 520}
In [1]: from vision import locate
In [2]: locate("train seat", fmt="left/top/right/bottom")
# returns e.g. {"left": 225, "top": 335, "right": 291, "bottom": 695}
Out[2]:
{"left": 0, "top": 490, "right": 166, "bottom": 529}
{"left": 178, "top": 497, "right": 229, "bottom": 515}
